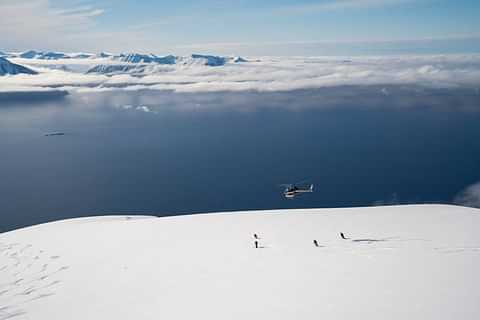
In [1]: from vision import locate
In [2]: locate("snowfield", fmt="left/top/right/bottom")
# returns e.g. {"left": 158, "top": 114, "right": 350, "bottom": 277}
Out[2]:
{"left": 0, "top": 205, "right": 479, "bottom": 320}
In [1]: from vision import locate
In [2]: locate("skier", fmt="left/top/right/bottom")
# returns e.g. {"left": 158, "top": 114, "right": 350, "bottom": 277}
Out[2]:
{"left": 254, "top": 240, "right": 259, "bottom": 249}
{"left": 254, "top": 234, "right": 259, "bottom": 239}
{"left": 340, "top": 232, "right": 347, "bottom": 240}
{"left": 313, "top": 239, "right": 319, "bottom": 247}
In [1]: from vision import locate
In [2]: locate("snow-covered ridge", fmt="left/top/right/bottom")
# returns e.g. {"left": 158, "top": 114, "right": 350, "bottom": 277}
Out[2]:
{"left": 110, "top": 53, "right": 245, "bottom": 66}
{"left": 116, "top": 53, "right": 177, "bottom": 64}
{"left": 86, "top": 64, "right": 147, "bottom": 75}
{"left": 8, "top": 50, "right": 95, "bottom": 60}
{"left": 84, "top": 54, "right": 247, "bottom": 76}
{"left": 1, "top": 205, "right": 479, "bottom": 320}
{"left": 18, "top": 50, "right": 71, "bottom": 60}
{"left": 6, "top": 50, "right": 246, "bottom": 66}
{"left": 190, "top": 54, "right": 227, "bottom": 66}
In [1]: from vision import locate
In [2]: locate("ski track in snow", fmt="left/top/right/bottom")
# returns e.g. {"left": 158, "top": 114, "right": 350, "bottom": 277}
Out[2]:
{"left": 0, "top": 242, "right": 68, "bottom": 320}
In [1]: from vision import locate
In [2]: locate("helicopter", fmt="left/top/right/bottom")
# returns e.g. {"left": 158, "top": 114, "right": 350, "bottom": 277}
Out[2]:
{"left": 280, "top": 181, "right": 314, "bottom": 199}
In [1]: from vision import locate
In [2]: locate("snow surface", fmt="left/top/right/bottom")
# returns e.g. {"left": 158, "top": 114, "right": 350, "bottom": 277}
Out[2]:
{"left": 1, "top": 205, "right": 479, "bottom": 320}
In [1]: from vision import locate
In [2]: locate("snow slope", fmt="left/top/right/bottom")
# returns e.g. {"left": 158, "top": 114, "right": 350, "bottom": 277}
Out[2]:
{"left": 0, "top": 58, "right": 37, "bottom": 76}
{"left": 0, "top": 205, "right": 479, "bottom": 320}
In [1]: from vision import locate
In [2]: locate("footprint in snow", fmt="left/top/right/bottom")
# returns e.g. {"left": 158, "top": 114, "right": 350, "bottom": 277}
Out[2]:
{"left": 19, "top": 287, "right": 36, "bottom": 296}
{"left": 12, "top": 279, "right": 23, "bottom": 286}
{"left": 352, "top": 239, "right": 387, "bottom": 243}
{"left": 29, "top": 292, "right": 55, "bottom": 301}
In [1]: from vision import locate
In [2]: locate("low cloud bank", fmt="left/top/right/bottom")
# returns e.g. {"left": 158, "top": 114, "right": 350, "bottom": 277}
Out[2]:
{"left": 455, "top": 181, "right": 480, "bottom": 208}
{"left": 115, "top": 104, "right": 152, "bottom": 113}
{"left": 1, "top": 54, "right": 480, "bottom": 94}
{"left": 0, "top": 89, "right": 68, "bottom": 104}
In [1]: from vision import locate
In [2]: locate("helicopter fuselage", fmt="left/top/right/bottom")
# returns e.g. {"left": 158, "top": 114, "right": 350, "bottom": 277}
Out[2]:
{"left": 283, "top": 185, "right": 313, "bottom": 198}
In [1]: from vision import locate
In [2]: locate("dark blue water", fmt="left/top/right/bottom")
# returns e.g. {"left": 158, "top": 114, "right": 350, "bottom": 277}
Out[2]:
{"left": 1, "top": 86, "right": 479, "bottom": 232}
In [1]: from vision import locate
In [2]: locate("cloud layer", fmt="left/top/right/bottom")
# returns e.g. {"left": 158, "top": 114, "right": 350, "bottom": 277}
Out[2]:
{"left": 455, "top": 181, "right": 480, "bottom": 208}
{"left": 1, "top": 54, "right": 480, "bottom": 94}
{"left": 278, "top": 0, "right": 414, "bottom": 14}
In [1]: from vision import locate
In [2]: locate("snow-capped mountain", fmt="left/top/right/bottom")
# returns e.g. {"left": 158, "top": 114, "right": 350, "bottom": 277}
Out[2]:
{"left": 0, "top": 48, "right": 251, "bottom": 79}
{"left": 86, "top": 64, "right": 148, "bottom": 75}
{"left": 184, "top": 54, "right": 247, "bottom": 66}
{"left": 233, "top": 56, "right": 248, "bottom": 63}
{"left": 190, "top": 54, "right": 227, "bottom": 66}
{"left": 18, "top": 50, "right": 39, "bottom": 59}
{"left": 85, "top": 53, "right": 248, "bottom": 76}
{"left": 70, "top": 53, "right": 93, "bottom": 59}
{"left": 117, "top": 53, "right": 177, "bottom": 64}
{"left": 86, "top": 63, "right": 175, "bottom": 76}
{"left": 0, "top": 57, "right": 37, "bottom": 75}
{"left": 95, "top": 52, "right": 114, "bottom": 58}
{"left": 7, "top": 50, "right": 248, "bottom": 67}
{"left": 112, "top": 53, "right": 246, "bottom": 66}
{"left": 16, "top": 50, "right": 95, "bottom": 60}
{"left": 0, "top": 50, "right": 479, "bottom": 94}
{"left": 18, "top": 50, "right": 70, "bottom": 60}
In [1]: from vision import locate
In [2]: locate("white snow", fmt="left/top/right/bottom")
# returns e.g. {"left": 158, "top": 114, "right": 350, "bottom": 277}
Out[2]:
{"left": 1, "top": 205, "right": 479, "bottom": 320}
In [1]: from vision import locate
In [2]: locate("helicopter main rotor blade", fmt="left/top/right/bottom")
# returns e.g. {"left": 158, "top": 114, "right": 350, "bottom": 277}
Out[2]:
{"left": 293, "top": 179, "right": 310, "bottom": 186}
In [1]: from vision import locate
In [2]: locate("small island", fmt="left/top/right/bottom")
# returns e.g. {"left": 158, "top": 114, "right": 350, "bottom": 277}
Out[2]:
{"left": 44, "top": 132, "right": 66, "bottom": 137}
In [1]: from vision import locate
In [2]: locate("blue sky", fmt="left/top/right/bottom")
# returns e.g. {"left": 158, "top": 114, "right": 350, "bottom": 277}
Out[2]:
{"left": 2, "top": 0, "right": 480, "bottom": 55}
